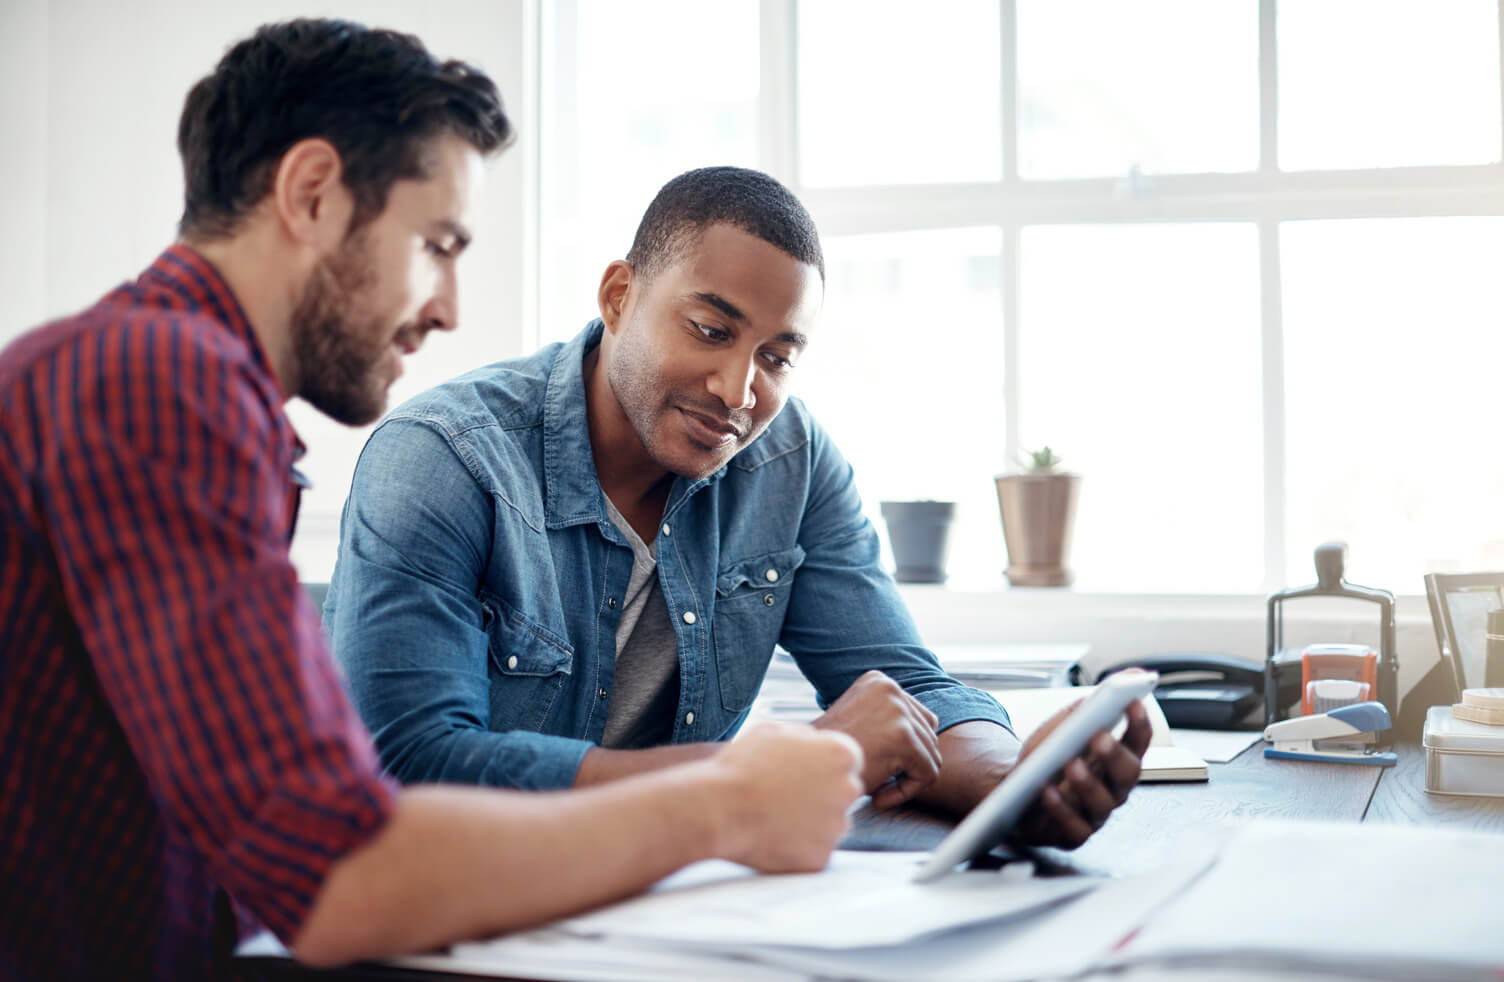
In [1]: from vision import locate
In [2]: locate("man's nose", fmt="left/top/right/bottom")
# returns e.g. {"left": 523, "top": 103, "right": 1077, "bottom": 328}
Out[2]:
{"left": 707, "top": 350, "right": 757, "bottom": 411}
{"left": 420, "top": 265, "right": 460, "bottom": 333}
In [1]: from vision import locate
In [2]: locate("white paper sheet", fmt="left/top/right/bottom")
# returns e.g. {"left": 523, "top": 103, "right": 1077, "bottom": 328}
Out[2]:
{"left": 1112, "top": 819, "right": 1504, "bottom": 980}
{"left": 1168, "top": 728, "right": 1263, "bottom": 763}
{"left": 553, "top": 849, "right": 1098, "bottom": 950}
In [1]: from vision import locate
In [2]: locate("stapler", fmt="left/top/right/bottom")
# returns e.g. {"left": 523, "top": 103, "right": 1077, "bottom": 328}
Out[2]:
{"left": 1263, "top": 702, "right": 1398, "bottom": 766}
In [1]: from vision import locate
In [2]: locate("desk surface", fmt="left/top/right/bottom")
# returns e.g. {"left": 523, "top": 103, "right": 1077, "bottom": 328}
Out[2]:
{"left": 848, "top": 739, "right": 1504, "bottom": 874}
{"left": 251, "top": 740, "right": 1504, "bottom": 981}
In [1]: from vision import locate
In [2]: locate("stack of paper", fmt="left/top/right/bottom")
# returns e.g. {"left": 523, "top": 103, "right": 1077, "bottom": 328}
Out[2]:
{"left": 1109, "top": 819, "right": 1504, "bottom": 981}
{"left": 386, "top": 851, "right": 1209, "bottom": 982}
{"left": 747, "top": 644, "right": 1084, "bottom": 727}
{"left": 929, "top": 643, "right": 1084, "bottom": 690}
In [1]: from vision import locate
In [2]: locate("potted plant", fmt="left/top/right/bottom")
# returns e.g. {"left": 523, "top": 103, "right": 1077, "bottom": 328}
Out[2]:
{"left": 879, "top": 499, "right": 956, "bottom": 584}
{"left": 994, "top": 447, "right": 1080, "bottom": 587}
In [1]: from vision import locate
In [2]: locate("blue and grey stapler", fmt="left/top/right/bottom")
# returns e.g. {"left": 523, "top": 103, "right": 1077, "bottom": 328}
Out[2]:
{"left": 1262, "top": 702, "right": 1398, "bottom": 766}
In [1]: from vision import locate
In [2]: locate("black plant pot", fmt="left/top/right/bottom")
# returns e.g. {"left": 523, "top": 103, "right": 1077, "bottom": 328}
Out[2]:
{"left": 879, "top": 500, "right": 956, "bottom": 584}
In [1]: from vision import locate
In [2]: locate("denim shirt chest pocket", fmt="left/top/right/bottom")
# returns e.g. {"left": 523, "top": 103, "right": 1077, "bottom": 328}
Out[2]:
{"left": 712, "top": 544, "right": 806, "bottom": 712}
{"left": 482, "top": 599, "right": 574, "bottom": 732}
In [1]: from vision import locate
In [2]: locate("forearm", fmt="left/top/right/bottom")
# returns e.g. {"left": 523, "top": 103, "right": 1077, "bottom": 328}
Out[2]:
{"left": 385, "top": 726, "right": 595, "bottom": 791}
{"left": 293, "top": 766, "right": 734, "bottom": 967}
{"left": 917, "top": 720, "right": 1020, "bottom": 815}
{"left": 574, "top": 741, "right": 720, "bottom": 787}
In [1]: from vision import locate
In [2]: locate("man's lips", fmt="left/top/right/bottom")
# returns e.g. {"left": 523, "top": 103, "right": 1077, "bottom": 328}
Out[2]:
{"left": 679, "top": 406, "right": 743, "bottom": 443}
{"left": 392, "top": 329, "right": 423, "bottom": 356}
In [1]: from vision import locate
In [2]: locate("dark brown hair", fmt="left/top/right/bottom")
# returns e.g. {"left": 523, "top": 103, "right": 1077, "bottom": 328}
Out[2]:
{"left": 176, "top": 19, "right": 511, "bottom": 239}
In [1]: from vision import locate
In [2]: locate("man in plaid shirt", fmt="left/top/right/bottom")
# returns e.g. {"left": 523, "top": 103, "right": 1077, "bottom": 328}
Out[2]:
{"left": 0, "top": 19, "right": 862, "bottom": 978}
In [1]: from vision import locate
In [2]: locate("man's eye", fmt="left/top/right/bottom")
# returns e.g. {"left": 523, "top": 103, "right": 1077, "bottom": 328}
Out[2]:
{"left": 762, "top": 351, "right": 794, "bottom": 371}
{"left": 692, "top": 321, "right": 729, "bottom": 342}
{"left": 425, "top": 241, "right": 453, "bottom": 258}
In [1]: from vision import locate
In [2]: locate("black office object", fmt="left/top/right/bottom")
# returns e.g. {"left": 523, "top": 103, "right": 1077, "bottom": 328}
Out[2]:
{"left": 1422, "top": 571, "right": 1504, "bottom": 694}
{"left": 1264, "top": 543, "right": 1398, "bottom": 728}
{"left": 1091, "top": 653, "right": 1262, "bottom": 729}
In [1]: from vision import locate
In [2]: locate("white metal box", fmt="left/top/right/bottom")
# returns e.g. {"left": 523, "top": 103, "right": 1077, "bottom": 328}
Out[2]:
{"left": 1423, "top": 705, "right": 1504, "bottom": 797}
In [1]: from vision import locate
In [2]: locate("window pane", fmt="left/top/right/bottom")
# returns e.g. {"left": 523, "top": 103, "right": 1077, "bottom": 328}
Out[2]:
{"left": 1019, "top": 224, "right": 1263, "bottom": 592}
{"left": 1282, "top": 218, "right": 1504, "bottom": 592}
{"left": 541, "top": 0, "right": 759, "bottom": 342}
{"left": 797, "top": 0, "right": 1001, "bottom": 187}
{"left": 1017, "top": 0, "right": 1258, "bottom": 179}
{"left": 796, "top": 228, "right": 1005, "bottom": 585}
{"left": 1279, "top": 0, "right": 1501, "bottom": 170}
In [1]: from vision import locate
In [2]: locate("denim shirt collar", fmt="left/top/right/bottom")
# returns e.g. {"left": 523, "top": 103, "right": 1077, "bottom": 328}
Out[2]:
{"left": 541, "top": 319, "right": 729, "bottom": 532}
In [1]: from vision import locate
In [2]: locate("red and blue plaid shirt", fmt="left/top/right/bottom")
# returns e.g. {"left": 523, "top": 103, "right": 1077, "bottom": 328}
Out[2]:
{"left": 0, "top": 246, "right": 396, "bottom": 979}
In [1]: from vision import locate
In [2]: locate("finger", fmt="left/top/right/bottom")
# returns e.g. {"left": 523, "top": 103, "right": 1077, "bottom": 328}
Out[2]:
{"left": 1091, "top": 734, "right": 1143, "bottom": 804}
{"left": 870, "top": 776, "right": 910, "bottom": 810}
{"left": 899, "top": 697, "right": 942, "bottom": 761}
{"left": 896, "top": 719, "right": 942, "bottom": 788}
{"left": 1065, "top": 758, "right": 1117, "bottom": 827}
{"left": 1039, "top": 784, "right": 1093, "bottom": 849}
{"left": 1121, "top": 700, "right": 1154, "bottom": 758}
{"left": 900, "top": 688, "right": 940, "bottom": 730}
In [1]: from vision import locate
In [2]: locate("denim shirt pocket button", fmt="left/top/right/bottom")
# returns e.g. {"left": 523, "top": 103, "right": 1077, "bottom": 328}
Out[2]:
{"left": 486, "top": 611, "right": 574, "bottom": 731}
{"left": 713, "top": 544, "right": 807, "bottom": 713}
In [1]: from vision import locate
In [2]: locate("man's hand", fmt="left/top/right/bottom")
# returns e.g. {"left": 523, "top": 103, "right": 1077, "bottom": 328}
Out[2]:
{"left": 812, "top": 670, "right": 941, "bottom": 809}
{"left": 1010, "top": 698, "right": 1152, "bottom": 849}
{"left": 710, "top": 722, "right": 864, "bottom": 873}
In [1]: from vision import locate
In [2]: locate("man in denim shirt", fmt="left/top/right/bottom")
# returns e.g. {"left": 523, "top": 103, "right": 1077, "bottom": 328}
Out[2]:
{"left": 327, "top": 167, "right": 1149, "bottom": 844}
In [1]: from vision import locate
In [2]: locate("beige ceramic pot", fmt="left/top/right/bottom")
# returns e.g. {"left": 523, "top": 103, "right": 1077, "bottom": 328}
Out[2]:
{"left": 994, "top": 472, "right": 1080, "bottom": 587}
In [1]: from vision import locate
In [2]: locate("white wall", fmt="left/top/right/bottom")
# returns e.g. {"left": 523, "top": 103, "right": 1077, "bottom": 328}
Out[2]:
{"left": 0, "top": 0, "right": 536, "bottom": 579}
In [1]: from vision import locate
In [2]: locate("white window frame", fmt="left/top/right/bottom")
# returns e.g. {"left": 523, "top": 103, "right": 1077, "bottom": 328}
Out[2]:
{"left": 540, "top": 0, "right": 1504, "bottom": 597}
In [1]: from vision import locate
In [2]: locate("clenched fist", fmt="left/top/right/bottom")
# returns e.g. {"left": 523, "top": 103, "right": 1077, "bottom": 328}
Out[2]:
{"left": 812, "top": 671, "right": 941, "bottom": 809}
{"left": 711, "top": 722, "right": 864, "bottom": 873}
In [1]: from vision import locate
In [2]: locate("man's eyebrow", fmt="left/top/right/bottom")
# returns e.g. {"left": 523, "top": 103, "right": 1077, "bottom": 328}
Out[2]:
{"left": 686, "top": 292, "right": 746, "bottom": 322}
{"left": 431, "top": 219, "right": 473, "bottom": 252}
{"left": 777, "top": 332, "right": 810, "bottom": 347}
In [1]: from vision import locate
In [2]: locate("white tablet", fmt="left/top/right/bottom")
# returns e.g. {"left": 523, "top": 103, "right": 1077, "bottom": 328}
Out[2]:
{"left": 913, "top": 670, "right": 1159, "bottom": 882}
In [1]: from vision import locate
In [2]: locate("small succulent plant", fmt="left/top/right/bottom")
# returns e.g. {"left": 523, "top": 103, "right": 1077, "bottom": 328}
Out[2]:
{"left": 1019, "top": 446, "right": 1063, "bottom": 473}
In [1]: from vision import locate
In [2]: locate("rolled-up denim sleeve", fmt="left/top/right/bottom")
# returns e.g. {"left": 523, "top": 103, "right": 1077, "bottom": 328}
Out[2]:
{"left": 326, "top": 416, "right": 593, "bottom": 790}
{"left": 779, "top": 413, "right": 1012, "bottom": 735}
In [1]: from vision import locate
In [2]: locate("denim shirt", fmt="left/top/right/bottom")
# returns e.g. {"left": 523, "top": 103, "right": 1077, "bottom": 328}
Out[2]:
{"left": 325, "top": 320, "right": 1009, "bottom": 790}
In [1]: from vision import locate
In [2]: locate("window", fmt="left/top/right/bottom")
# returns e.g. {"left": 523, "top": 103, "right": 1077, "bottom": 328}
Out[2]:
{"left": 542, "top": 0, "right": 1504, "bottom": 594}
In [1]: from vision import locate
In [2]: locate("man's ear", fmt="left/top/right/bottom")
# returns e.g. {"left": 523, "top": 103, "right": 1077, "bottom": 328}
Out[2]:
{"left": 597, "top": 260, "right": 635, "bottom": 334}
{"left": 270, "top": 138, "right": 353, "bottom": 250}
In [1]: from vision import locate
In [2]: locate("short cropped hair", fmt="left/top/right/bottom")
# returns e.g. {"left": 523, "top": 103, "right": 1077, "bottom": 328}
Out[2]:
{"left": 626, "top": 167, "right": 825, "bottom": 282}
{"left": 176, "top": 18, "right": 512, "bottom": 239}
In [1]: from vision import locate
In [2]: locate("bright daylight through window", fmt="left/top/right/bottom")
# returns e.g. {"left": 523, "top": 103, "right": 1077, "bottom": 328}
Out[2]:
{"left": 540, "top": 0, "right": 1504, "bottom": 594}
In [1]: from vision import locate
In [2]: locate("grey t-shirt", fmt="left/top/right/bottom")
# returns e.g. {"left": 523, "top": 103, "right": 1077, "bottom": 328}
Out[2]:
{"left": 600, "top": 494, "right": 681, "bottom": 749}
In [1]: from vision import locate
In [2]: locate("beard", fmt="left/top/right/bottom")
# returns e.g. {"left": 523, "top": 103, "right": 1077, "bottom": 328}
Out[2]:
{"left": 289, "top": 230, "right": 410, "bottom": 426}
{"left": 605, "top": 321, "right": 757, "bottom": 480}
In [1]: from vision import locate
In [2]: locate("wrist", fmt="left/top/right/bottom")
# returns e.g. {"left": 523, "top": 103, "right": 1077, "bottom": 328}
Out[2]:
{"left": 680, "top": 754, "right": 752, "bottom": 863}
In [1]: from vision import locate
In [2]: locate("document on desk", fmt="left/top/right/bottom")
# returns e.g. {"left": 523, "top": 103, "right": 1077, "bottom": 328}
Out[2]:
{"left": 552, "top": 849, "right": 1093, "bottom": 949}
{"left": 419, "top": 850, "right": 1211, "bottom": 982}
{"left": 1109, "top": 819, "right": 1504, "bottom": 981}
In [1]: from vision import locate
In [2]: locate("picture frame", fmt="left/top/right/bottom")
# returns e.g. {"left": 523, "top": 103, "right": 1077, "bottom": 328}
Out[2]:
{"left": 1423, "top": 571, "right": 1504, "bottom": 695}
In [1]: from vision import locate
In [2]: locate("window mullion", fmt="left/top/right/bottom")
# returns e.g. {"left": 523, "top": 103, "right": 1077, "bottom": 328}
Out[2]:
{"left": 1259, "top": 217, "right": 1286, "bottom": 592}
{"left": 1260, "top": 0, "right": 1279, "bottom": 174}
{"left": 1000, "top": 0, "right": 1018, "bottom": 183}
{"left": 760, "top": 0, "right": 799, "bottom": 188}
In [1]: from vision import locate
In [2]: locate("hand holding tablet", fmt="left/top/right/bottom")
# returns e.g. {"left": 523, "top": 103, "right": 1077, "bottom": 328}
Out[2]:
{"left": 914, "top": 670, "right": 1159, "bottom": 882}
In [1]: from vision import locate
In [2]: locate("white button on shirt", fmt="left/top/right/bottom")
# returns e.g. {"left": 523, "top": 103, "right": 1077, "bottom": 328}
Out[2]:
{"left": 685, "top": 712, "right": 695, "bottom": 725}
{"left": 682, "top": 611, "right": 697, "bottom": 625}
{"left": 661, "top": 523, "right": 672, "bottom": 537}
{"left": 766, "top": 569, "right": 779, "bottom": 582}
{"left": 506, "top": 655, "right": 518, "bottom": 670}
